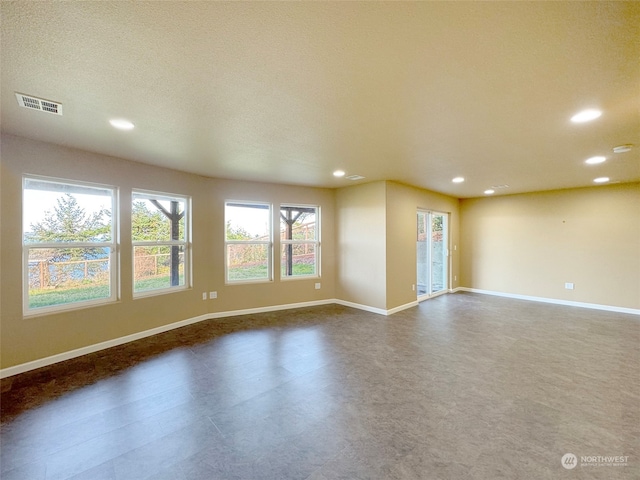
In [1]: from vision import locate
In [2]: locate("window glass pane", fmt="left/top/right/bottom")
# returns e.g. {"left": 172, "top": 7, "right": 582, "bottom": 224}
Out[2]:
{"left": 281, "top": 244, "right": 316, "bottom": 277}
{"left": 417, "top": 212, "right": 426, "bottom": 240}
{"left": 132, "top": 192, "right": 189, "bottom": 295}
{"left": 280, "top": 207, "right": 316, "bottom": 241}
{"left": 227, "top": 244, "right": 269, "bottom": 281}
{"left": 23, "top": 179, "right": 112, "bottom": 243}
{"left": 132, "top": 196, "right": 186, "bottom": 242}
{"left": 134, "top": 245, "right": 185, "bottom": 292}
{"left": 27, "top": 247, "right": 111, "bottom": 309}
{"left": 226, "top": 203, "right": 270, "bottom": 240}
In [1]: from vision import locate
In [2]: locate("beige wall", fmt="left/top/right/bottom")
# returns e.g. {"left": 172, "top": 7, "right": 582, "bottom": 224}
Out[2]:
{"left": 335, "top": 181, "right": 387, "bottom": 310}
{"left": 335, "top": 181, "right": 460, "bottom": 311}
{"left": 460, "top": 183, "right": 640, "bottom": 309}
{"left": 0, "top": 134, "right": 336, "bottom": 368}
{"left": 5, "top": 132, "right": 634, "bottom": 371}
{"left": 385, "top": 181, "right": 460, "bottom": 309}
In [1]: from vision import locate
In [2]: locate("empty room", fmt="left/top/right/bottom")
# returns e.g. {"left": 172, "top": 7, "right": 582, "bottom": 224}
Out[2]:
{"left": 1, "top": 2, "right": 639, "bottom": 479}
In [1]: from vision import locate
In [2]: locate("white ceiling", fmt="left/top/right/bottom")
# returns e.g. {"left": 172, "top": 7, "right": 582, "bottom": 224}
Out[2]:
{"left": 2, "top": 1, "right": 639, "bottom": 198}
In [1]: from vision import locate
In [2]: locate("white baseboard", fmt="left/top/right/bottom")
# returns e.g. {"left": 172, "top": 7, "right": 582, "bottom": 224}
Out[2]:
{"left": 334, "top": 299, "right": 388, "bottom": 316}
{"left": 20, "top": 288, "right": 625, "bottom": 379}
{"left": 206, "top": 299, "right": 335, "bottom": 319}
{"left": 0, "top": 299, "right": 334, "bottom": 379}
{"left": 0, "top": 313, "right": 212, "bottom": 379}
{"left": 387, "top": 300, "right": 419, "bottom": 315}
{"left": 457, "top": 287, "right": 640, "bottom": 316}
{"left": 3, "top": 298, "right": 414, "bottom": 379}
{"left": 334, "top": 299, "right": 419, "bottom": 316}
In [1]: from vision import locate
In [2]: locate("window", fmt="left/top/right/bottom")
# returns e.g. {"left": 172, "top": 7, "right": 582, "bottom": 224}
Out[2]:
{"left": 23, "top": 177, "right": 117, "bottom": 314}
{"left": 225, "top": 202, "right": 272, "bottom": 283}
{"left": 280, "top": 205, "right": 319, "bottom": 278}
{"left": 132, "top": 191, "right": 190, "bottom": 295}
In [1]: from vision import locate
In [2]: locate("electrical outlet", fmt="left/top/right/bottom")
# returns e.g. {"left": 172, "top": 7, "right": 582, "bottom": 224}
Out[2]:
{"left": 315, "top": 283, "right": 321, "bottom": 290}
{"left": 202, "top": 292, "right": 207, "bottom": 300}
{"left": 454, "top": 275, "right": 457, "bottom": 281}
{"left": 209, "top": 291, "right": 217, "bottom": 299}
{"left": 412, "top": 284, "right": 415, "bottom": 291}
{"left": 565, "top": 283, "right": 574, "bottom": 290}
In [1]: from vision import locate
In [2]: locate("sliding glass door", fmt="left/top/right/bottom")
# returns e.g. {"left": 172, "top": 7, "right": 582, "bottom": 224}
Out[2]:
{"left": 417, "top": 211, "right": 448, "bottom": 300}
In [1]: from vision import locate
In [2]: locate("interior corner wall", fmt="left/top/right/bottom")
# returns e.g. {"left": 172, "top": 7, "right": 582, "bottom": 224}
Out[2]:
{"left": 0, "top": 134, "right": 337, "bottom": 370}
{"left": 335, "top": 181, "right": 387, "bottom": 310}
{"left": 385, "top": 181, "right": 460, "bottom": 310}
{"left": 459, "top": 183, "right": 640, "bottom": 309}
{"left": 334, "top": 180, "right": 461, "bottom": 312}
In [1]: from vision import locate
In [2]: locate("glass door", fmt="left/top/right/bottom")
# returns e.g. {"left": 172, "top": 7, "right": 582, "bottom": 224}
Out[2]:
{"left": 417, "top": 210, "right": 448, "bottom": 301}
{"left": 430, "top": 212, "right": 448, "bottom": 295}
{"left": 417, "top": 211, "right": 429, "bottom": 297}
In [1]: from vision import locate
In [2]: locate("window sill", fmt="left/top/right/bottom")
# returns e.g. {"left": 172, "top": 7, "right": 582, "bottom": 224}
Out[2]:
{"left": 133, "top": 286, "right": 190, "bottom": 299}
{"left": 24, "top": 297, "right": 119, "bottom": 318}
{"left": 225, "top": 279, "right": 274, "bottom": 286}
{"left": 280, "top": 275, "right": 320, "bottom": 281}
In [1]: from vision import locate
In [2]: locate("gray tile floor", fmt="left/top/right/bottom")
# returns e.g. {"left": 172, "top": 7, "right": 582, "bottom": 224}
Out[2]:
{"left": 1, "top": 292, "right": 638, "bottom": 479}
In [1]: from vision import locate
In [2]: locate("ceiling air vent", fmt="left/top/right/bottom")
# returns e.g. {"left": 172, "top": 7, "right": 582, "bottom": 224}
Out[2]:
{"left": 346, "top": 174, "right": 365, "bottom": 181}
{"left": 15, "top": 93, "right": 63, "bottom": 115}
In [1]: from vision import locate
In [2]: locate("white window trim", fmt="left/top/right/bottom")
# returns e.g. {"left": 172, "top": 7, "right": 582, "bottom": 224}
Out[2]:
{"left": 22, "top": 175, "right": 118, "bottom": 317}
{"left": 279, "top": 204, "right": 320, "bottom": 280}
{"left": 132, "top": 189, "right": 191, "bottom": 298}
{"left": 224, "top": 201, "right": 273, "bottom": 284}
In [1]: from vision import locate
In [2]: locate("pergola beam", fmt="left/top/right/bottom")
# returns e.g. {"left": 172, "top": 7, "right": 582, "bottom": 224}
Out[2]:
{"left": 150, "top": 199, "right": 183, "bottom": 286}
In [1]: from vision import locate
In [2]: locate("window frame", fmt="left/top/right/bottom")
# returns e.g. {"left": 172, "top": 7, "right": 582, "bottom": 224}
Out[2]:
{"left": 22, "top": 175, "right": 118, "bottom": 316}
{"left": 224, "top": 201, "right": 273, "bottom": 284}
{"left": 131, "top": 189, "right": 191, "bottom": 298}
{"left": 279, "top": 204, "right": 320, "bottom": 280}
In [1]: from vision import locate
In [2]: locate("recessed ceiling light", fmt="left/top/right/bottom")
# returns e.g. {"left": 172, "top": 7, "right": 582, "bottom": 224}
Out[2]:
{"left": 584, "top": 156, "right": 606, "bottom": 165}
{"left": 109, "top": 118, "right": 135, "bottom": 130}
{"left": 333, "top": 170, "right": 345, "bottom": 177}
{"left": 484, "top": 189, "right": 495, "bottom": 195}
{"left": 452, "top": 177, "right": 465, "bottom": 183}
{"left": 613, "top": 144, "right": 633, "bottom": 154}
{"left": 593, "top": 177, "right": 610, "bottom": 183}
{"left": 570, "top": 109, "right": 602, "bottom": 123}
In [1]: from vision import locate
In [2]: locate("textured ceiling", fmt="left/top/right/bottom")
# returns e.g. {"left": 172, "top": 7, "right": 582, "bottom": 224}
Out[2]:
{"left": 1, "top": 1, "right": 639, "bottom": 197}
